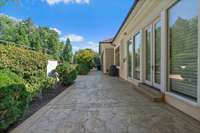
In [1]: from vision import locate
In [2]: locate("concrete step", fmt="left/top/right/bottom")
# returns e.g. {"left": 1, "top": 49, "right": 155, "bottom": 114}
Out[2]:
{"left": 135, "top": 83, "right": 164, "bottom": 102}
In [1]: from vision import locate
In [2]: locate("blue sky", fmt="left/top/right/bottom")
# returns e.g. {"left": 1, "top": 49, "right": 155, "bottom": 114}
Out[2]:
{"left": 0, "top": 0, "right": 133, "bottom": 52}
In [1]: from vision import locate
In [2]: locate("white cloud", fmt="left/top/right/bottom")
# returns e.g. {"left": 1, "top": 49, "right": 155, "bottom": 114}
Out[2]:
{"left": 72, "top": 41, "right": 99, "bottom": 53}
{"left": 50, "top": 27, "right": 62, "bottom": 35}
{"left": 88, "top": 41, "right": 99, "bottom": 52}
{"left": 60, "top": 34, "right": 84, "bottom": 42}
{"left": 72, "top": 46, "right": 80, "bottom": 53}
{"left": 59, "top": 33, "right": 98, "bottom": 52}
{"left": 45, "top": 0, "right": 90, "bottom": 5}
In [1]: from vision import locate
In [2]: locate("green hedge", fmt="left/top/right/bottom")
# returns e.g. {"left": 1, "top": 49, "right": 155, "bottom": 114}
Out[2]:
{"left": 0, "top": 70, "right": 30, "bottom": 130}
{"left": 76, "top": 64, "right": 90, "bottom": 75}
{"left": 56, "top": 63, "right": 77, "bottom": 86}
{"left": 0, "top": 45, "right": 47, "bottom": 94}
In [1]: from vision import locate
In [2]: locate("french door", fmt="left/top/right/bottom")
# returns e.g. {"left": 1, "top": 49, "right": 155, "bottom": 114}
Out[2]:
{"left": 145, "top": 19, "right": 161, "bottom": 89}
{"left": 127, "top": 39, "right": 133, "bottom": 79}
{"left": 127, "top": 32, "right": 141, "bottom": 81}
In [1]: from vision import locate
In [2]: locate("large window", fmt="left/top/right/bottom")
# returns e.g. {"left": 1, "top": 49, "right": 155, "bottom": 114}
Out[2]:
{"left": 168, "top": 0, "right": 198, "bottom": 99}
{"left": 133, "top": 33, "right": 141, "bottom": 80}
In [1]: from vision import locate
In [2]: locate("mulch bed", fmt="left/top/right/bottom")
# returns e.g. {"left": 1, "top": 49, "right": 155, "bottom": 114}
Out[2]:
{"left": 5, "top": 83, "right": 67, "bottom": 133}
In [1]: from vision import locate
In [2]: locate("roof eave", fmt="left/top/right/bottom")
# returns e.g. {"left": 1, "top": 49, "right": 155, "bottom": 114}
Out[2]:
{"left": 112, "top": 0, "right": 139, "bottom": 43}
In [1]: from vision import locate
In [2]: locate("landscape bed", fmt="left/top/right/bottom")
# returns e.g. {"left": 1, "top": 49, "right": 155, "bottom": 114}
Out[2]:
{"left": 5, "top": 83, "right": 66, "bottom": 133}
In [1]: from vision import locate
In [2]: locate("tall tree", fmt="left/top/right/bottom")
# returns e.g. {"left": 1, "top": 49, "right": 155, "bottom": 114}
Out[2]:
{"left": 0, "top": 14, "right": 64, "bottom": 60}
{"left": 62, "top": 38, "right": 73, "bottom": 63}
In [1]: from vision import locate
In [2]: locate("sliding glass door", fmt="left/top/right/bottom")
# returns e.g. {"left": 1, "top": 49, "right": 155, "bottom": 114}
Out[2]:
{"left": 168, "top": 0, "right": 198, "bottom": 99}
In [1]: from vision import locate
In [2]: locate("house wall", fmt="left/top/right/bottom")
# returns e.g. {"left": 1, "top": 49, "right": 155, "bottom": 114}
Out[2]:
{"left": 114, "top": 46, "right": 120, "bottom": 66}
{"left": 100, "top": 42, "right": 114, "bottom": 73}
{"left": 119, "top": 39, "right": 128, "bottom": 79}
{"left": 105, "top": 48, "right": 114, "bottom": 73}
{"left": 112, "top": 0, "right": 200, "bottom": 121}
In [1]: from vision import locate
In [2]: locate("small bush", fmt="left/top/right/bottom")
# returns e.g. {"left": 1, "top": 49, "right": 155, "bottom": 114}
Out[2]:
{"left": 76, "top": 64, "right": 90, "bottom": 75}
{"left": 42, "top": 77, "right": 57, "bottom": 90}
{"left": 0, "top": 70, "right": 30, "bottom": 130}
{"left": 56, "top": 63, "right": 77, "bottom": 86}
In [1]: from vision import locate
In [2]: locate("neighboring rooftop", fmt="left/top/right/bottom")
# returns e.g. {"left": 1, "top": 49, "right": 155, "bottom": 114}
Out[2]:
{"left": 99, "top": 38, "right": 113, "bottom": 43}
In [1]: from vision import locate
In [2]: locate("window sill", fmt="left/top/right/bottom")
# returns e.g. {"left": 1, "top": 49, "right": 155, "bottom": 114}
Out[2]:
{"left": 165, "top": 92, "right": 199, "bottom": 107}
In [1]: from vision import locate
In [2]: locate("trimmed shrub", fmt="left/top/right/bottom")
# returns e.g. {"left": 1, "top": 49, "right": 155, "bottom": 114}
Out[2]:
{"left": 76, "top": 64, "right": 90, "bottom": 75}
{"left": 56, "top": 63, "right": 77, "bottom": 86}
{"left": 42, "top": 77, "right": 57, "bottom": 90}
{"left": 0, "top": 45, "right": 47, "bottom": 95}
{"left": 0, "top": 70, "right": 30, "bottom": 130}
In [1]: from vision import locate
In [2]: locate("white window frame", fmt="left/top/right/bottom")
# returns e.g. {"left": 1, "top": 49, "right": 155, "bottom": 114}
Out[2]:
{"left": 165, "top": 0, "right": 200, "bottom": 104}
{"left": 197, "top": 0, "right": 200, "bottom": 105}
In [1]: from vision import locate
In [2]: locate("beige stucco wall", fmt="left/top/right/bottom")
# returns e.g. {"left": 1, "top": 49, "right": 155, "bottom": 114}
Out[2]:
{"left": 113, "top": 0, "right": 176, "bottom": 80}
{"left": 119, "top": 39, "right": 128, "bottom": 79}
{"left": 104, "top": 48, "right": 114, "bottom": 73}
{"left": 165, "top": 92, "right": 200, "bottom": 121}
{"left": 111, "top": 0, "right": 200, "bottom": 121}
{"left": 100, "top": 42, "right": 114, "bottom": 73}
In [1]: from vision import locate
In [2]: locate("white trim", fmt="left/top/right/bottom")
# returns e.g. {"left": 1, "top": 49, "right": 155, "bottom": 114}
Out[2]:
{"left": 160, "top": 10, "right": 167, "bottom": 93}
{"left": 198, "top": 0, "right": 200, "bottom": 105}
{"left": 115, "top": 44, "right": 120, "bottom": 49}
{"left": 139, "top": 29, "right": 143, "bottom": 82}
{"left": 141, "top": 29, "right": 145, "bottom": 83}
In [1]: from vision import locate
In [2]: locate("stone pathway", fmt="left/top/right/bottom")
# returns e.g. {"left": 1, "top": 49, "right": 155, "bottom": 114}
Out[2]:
{"left": 11, "top": 71, "right": 200, "bottom": 133}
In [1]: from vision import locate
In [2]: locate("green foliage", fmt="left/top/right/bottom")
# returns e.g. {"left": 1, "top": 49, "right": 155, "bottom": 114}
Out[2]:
{"left": 0, "top": 15, "right": 64, "bottom": 60}
{"left": 74, "top": 49, "right": 98, "bottom": 69}
{"left": 42, "top": 77, "right": 57, "bottom": 90}
{"left": 56, "top": 63, "right": 77, "bottom": 86}
{"left": 61, "top": 38, "right": 73, "bottom": 63}
{"left": 76, "top": 64, "right": 90, "bottom": 75}
{"left": 0, "top": 70, "right": 30, "bottom": 130}
{"left": 0, "top": 45, "right": 47, "bottom": 94}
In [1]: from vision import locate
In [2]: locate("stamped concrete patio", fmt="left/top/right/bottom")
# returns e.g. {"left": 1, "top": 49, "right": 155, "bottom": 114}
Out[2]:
{"left": 11, "top": 71, "right": 200, "bottom": 133}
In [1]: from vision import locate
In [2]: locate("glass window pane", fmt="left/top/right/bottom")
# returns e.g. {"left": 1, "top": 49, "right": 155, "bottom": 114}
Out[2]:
{"left": 146, "top": 28, "right": 152, "bottom": 81}
{"left": 155, "top": 21, "right": 161, "bottom": 84}
{"left": 134, "top": 33, "right": 141, "bottom": 80}
{"left": 128, "top": 40, "right": 133, "bottom": 78}
{"left": 168, "top": 0, "right": 198, "bottom": 99}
